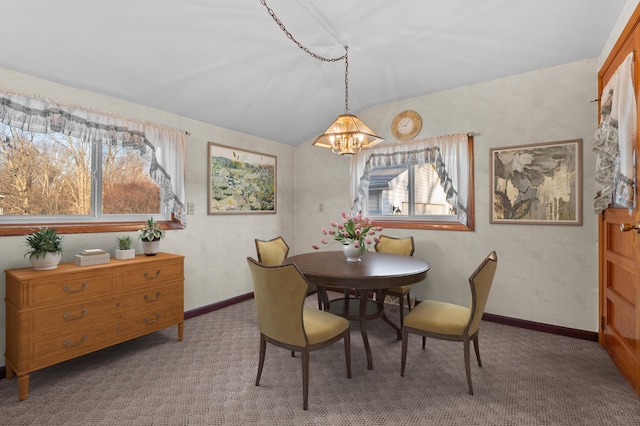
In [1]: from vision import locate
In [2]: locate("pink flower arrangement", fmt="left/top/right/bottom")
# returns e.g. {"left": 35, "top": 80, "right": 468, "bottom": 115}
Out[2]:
{"left": 312, "top": 212, "right": 383, "bottom": 257}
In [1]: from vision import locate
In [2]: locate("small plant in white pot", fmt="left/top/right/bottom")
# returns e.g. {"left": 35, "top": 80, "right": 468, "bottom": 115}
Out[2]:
{"left": 138, "top": 217, "right": 165, "bottom": 256}
{"left": 115, "top": 235, "right": 136, "bottom": 260}
{"left": 24, "top": 227, "right": 64, "bottom": 270}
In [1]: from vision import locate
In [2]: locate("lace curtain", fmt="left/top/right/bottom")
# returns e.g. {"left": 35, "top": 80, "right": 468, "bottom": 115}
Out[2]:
{"left": 0, "top": 91, "right": 187, "bottom": 227}
{"left": 593, "top": 51, "right": 637, "bottom": 214}
{"left": 350, "top": 133, "right": 470, "bottom": 226}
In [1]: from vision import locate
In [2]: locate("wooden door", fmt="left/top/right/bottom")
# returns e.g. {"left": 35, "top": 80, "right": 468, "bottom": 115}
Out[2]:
{"left": 598, "top": 5, "right": 640, "bottom": 399}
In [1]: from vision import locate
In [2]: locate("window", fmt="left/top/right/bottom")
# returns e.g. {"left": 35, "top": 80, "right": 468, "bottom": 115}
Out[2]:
{"left": 0, "top": 92, "right": 187, "bottom": 236}
{"left": 0, "top": 125, "right": 161, "bottom": 217}
{"left": 351, "top": 133, "right": 474, "bottom": 231}
{"left": 368, "top": 163, "right": 456, "bottom": 216}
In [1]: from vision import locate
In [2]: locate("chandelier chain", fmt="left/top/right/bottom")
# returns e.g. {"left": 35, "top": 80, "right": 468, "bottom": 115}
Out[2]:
{"left": 344, "top": 47, "right": 349, "bottom": 113}
{"left": 260, "top": 0, "right": 350, "bottom": 113}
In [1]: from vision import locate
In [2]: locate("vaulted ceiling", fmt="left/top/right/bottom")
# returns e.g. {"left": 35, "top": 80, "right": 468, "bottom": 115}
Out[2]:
{"left": 0, "top": 1, "right": 628, "bottom": 145}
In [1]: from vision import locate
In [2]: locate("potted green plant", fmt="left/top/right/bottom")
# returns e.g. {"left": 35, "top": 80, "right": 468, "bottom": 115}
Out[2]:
{"left": 115, "top": 235, "right": 135, "bottom": 260}
{"left": 138, "top": 217, "right": 165, "bottom": 256}
{"left": 24, "top": 227, "right": 64, "bottom": 270}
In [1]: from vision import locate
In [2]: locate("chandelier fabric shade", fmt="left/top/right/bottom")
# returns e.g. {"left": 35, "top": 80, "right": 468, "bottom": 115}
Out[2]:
{"left": 312, "top": 114, "right": 383, "bottom": 156}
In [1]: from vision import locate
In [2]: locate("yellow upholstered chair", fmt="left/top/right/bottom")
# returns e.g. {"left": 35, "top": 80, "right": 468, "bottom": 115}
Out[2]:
{"left": 255, "top": 237, "right": 322, "bottom": 309}
{"left": 400, "top": 251, "right": 498, "bottom": 395}
{"left": 375, "top": 235, "right": 415, "bottom": 328}
{"left": 247, "top": 257, "right": 352, "bottom": 410}
{"left": 255, "top": 236, "right": 290, "bottom": 266}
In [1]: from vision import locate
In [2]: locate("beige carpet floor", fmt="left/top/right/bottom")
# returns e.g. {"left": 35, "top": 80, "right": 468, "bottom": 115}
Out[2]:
{"left": 1, "top": 294, "right": 639, "bottom": 425}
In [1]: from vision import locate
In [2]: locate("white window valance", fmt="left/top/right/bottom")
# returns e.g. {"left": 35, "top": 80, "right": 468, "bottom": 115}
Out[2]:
{"left": 0, "top": 91, "right": 187, "bottom": 227}
{"left": 350, "top": 133, "right": 470, "bottom": 226}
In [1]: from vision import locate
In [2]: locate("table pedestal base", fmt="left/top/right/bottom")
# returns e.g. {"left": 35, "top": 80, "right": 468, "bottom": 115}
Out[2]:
{"left": 326, "top": 291, "right": 402, "bottom": 370}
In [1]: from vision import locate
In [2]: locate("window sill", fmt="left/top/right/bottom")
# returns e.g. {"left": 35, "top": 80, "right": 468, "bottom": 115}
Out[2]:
{"left": 373, "top": 218, "right": 474, "bottom": 231}
{"left": 0, "top": 219, "right": 182, "bottom": 237}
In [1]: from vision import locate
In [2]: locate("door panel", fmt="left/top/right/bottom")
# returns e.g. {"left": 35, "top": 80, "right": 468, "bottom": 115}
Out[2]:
{"left": 608, "top": 223, "right": 635, "bottom": 258}
{"left": 607, "top": 257, "right": 635, "bottom": 304}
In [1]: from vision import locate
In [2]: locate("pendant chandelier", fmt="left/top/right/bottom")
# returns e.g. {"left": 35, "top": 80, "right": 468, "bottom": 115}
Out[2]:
{"left": 261, "top": 1, "right": 383, "bottom": 156}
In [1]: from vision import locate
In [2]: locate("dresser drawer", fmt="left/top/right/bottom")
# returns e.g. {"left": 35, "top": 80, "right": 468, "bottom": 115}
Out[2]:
{"left": 117, "top": 282, "right": 183, "bottom": 310}
{"left": 31, "top": 322, "right": 118, "bottom": 369}
{"left": 30, "top": 271, "right": 116, "bottom": 307}
{"left": 121, "top": 260, "right": 183, "bottom": 289}
{"left": 118, "top": 301, "right": 183, "bottom": 338}
{"left": 30, "top": 296, "right": 121, "bottom": 337}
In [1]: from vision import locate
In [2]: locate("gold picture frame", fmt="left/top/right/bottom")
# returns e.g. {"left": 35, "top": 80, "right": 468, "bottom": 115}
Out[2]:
{"left": 207, "top": 142, "right": 276, "bottom": 215}
{"left": 490, "top": 139, "right": 582, "bottom": 225}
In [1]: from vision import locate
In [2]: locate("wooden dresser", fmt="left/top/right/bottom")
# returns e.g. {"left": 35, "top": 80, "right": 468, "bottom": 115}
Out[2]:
{"left": 4, "top": 252, "right": 184, "bottom": 401}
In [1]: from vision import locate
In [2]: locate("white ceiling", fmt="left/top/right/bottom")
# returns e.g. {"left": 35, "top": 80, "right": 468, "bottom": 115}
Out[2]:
{"left": 0, "top": 0, "right": 628, "bottom": 146}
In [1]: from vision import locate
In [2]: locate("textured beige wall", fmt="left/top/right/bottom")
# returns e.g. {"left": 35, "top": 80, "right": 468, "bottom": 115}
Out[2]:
{"left": 295, "top": 59, "right": 599, "bottom": 331}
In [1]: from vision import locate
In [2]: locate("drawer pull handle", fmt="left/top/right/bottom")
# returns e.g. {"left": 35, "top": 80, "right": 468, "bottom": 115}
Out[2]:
{"left": 63, "top": 336, "right": 87, "bottom": 348}
{"left": 144, "top": 292, "right": 161, "bottom": 302}
{"left": 144, "top": 314, "right": 161, "bottom": 324}
{"left": 144, "top": 270, "right": 161, "bottom": 279}
{"left": 63, "top": 282, "right": 88, "bottom": 293}
{"left": 63, "top": 309, "right": 88, "bottom": 320}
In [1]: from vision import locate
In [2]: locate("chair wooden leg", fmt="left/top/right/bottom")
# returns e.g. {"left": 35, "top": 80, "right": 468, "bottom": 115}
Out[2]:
{"left": 344, "top": 331, "right": 352, "bottom": 379}
{"left": 302, "top": 347, "right": 310, "bottom": 410}
{"left": 464, "top": 338, "right": 474, "bottom": 395}
{"left": 317, "top": 292, "right": 323, "bottom": 310}
{"left": 422, "top": 336, "right": 426, "bottom": 349}
{"left": 398, "top": 297, "right": 405, "bottom": 329}
{"left": 401, "top": 328, "right": 409, "bottom": 377}
{"left": 406, "top": 293, "right": 412, "bottom": 311}
{"left": 256, "top": 334, "right": 267, "bottom": 386}
{"left": 473, "top": 335, "right": 482, "bottom": 367}
{"left": 320, "top": 288, "right": 330, "bottom": 311}
{"left": 380, "top": 292, "right": 402, "bottom": 340}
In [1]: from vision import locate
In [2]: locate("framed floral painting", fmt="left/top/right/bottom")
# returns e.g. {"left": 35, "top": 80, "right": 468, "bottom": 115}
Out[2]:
{"left": 207, "top": 142, "right": 276, "bottom": 214}
{"left": 490, "top": 139, "right": 582, "bottom": 225}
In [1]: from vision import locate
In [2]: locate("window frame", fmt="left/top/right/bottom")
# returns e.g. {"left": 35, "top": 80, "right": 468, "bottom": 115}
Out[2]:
{"left": 354, "top": 134, "right": 475, "bottom": 232}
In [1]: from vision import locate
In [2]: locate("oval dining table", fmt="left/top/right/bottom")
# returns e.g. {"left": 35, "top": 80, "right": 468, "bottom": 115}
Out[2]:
{"left": 283, "top": 251, "right": 430, "bottom": 370}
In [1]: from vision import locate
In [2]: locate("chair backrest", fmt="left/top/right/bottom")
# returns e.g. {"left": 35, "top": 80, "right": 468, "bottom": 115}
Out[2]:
{"left": 374, "top": 235, "right": 415, "bottom": 256}
{"left": 247, "top": 257, "right": 308, "bottom": 347}
{"left": 467, "top": 251, "right": 498, "bottom": 335}
{"left": 255, "top": 236, "right": 290, "bottom": 266}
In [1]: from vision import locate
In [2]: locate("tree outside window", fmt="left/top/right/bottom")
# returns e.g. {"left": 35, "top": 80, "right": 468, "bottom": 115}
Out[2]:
{"left": 0, "top": 124, "right": 161, "bottom": 218}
